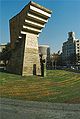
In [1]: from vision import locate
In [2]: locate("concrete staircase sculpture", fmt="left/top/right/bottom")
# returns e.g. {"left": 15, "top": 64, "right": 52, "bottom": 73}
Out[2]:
{"left": 7, "top": 1, "right": 52, "bottom": 76}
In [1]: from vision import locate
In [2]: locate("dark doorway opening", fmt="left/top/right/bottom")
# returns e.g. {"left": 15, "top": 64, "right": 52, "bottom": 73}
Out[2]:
{"left": 33, "top": 64, "right": 36, "bottom": 75}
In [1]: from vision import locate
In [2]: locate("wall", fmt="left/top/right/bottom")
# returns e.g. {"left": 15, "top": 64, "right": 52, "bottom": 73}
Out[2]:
{"left": 22, "top": 33, "right": 41, "bottom": 76}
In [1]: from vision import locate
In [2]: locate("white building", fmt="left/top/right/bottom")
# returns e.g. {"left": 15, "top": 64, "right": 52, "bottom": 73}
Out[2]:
{"left": 75, "top": 40, "right": 80, "bottom": 65}
{"left": 38, "top": 45, "right": 50, "bottom": 68}
{"left": 0, "top": 44, "right": 7, "bottom": 66}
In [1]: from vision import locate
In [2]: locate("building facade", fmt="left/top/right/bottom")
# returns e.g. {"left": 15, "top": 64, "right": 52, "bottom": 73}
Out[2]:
{"left": 62, "top": 32, "right": 80, "bottom": 68}
{"left": 38, "top": 45, "right": 50, "bottom": 68}
{"left": 75, "top": 40, "right": 80, "bottom": 65}
{"left": 0, "top": 44, "right": 7, "bottom": 66}
{"left": 0, "top": 44, "right": 6, "bottom": 53}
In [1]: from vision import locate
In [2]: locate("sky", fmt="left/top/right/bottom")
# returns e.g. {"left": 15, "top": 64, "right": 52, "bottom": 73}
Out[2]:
{"left": 0, "top": 0, "right": 80, "bottom": 53}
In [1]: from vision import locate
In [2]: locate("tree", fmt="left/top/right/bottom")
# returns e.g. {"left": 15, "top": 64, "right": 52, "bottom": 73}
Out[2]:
{"left": 51, "top": 53, "right": 60, "bottom": 69}
{"left": 0, "top": 43, "right": 12, "bottom": 65}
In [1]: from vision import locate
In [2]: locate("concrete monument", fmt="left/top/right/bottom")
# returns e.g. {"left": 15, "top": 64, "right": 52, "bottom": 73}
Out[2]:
{"left": 7, "top": 1, "right": 52, "bottom": 76}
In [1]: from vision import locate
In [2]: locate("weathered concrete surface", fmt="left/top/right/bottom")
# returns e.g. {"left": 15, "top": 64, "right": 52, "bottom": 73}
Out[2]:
{"left": 0, "top": 98, "right": 80, "bottom": 119}
{"left": 7, "top": 1, "right": 52, "bottom": 76}
{"left": 22, "top": 33, "right": 41, "bottom": 76}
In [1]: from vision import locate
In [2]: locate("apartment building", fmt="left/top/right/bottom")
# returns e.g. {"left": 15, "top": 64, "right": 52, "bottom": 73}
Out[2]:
{"left": 75, "top": 40, "right": 80, "bottom": 65}
{"left": 62, "top": 32, "right": 80, "bottom": 67}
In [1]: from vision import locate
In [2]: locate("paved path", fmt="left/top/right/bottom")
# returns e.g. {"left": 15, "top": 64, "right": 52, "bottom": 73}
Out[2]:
{"left": 0, "top": 98, "right": 80, "bottom": 119}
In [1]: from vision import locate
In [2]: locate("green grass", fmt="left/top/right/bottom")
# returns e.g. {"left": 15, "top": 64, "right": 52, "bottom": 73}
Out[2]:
{"left": 0, "top": 70, "right": 80, "bottom": 103}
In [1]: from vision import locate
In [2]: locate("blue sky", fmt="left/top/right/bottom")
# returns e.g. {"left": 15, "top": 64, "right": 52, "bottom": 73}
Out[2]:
{"left": 0, "top": 0, "right": 80, "bottom": 52}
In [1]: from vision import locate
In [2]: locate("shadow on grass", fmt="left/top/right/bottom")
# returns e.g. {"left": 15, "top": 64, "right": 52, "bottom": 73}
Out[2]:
{"left": 64, "top": 68, "right": 80, "bottom": 74}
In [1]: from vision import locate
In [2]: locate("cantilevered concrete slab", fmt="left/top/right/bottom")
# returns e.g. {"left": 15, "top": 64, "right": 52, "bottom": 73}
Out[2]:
{"left": 7, "top": 1, "right": 52, "bottom": 76}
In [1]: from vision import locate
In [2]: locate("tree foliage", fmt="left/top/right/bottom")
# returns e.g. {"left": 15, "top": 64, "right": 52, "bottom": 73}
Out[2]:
{"left": 0, "top": 43, "right": 12, "bottom": 65}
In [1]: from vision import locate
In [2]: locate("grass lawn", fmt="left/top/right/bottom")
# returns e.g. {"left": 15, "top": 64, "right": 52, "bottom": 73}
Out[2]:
{"left": 0, "top": 70, "right": 80, "bottom": 103}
